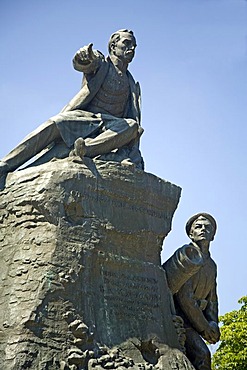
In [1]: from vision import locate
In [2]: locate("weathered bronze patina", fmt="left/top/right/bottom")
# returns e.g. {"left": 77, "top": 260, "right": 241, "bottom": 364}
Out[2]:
{"left": 0, "top": 30, "right": 200, "bottom": 370}
{"left": 164, "top": 213, "right": 220, "bottom": 370}
{"left": 0, "top": 29, "right": 143, "bottom": 181}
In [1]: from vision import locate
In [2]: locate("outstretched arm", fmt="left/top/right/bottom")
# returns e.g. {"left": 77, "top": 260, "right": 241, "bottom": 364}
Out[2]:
{"left": 73, "top": 43, "right": 104, "bottom": 74}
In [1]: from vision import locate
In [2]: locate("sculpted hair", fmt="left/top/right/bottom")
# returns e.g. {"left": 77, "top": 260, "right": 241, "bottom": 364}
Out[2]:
{"left": 108, "top": 29, "right": 134, "bottom": 53}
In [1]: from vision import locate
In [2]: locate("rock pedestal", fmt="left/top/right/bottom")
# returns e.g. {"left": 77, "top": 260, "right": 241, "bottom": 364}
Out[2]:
{"left": 0, "top": 157, "right": 194, "bottom": 369}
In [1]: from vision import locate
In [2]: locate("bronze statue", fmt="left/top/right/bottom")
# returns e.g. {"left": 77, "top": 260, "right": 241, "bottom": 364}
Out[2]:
{"left": 0, "top": 29, "right": 144, "bottom": 179}
{"left": 173, "top": 213, "right": 220, "bottom": 370}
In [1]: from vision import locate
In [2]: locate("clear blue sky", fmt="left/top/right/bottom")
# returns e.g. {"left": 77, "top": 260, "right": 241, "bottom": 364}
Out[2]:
{"left": 1, "top": 0, "right": 246, "bottom": 324}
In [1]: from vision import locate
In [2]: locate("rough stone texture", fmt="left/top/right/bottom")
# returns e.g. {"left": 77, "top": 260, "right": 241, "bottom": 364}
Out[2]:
{"left": 0, "top": 157, "right": 194, "bottom": 369}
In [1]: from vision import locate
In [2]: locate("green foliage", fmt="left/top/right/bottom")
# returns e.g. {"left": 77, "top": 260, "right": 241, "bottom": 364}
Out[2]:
{"left": 212, "top": 296, "right": 247, "bottom": 370}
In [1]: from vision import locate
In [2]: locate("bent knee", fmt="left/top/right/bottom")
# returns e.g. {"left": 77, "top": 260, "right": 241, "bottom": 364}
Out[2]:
{"left": 126, "top": 119, "right": 139, "bottom": 133}
{"left": 126, "top": 118, "right": 138, "bottom": 128}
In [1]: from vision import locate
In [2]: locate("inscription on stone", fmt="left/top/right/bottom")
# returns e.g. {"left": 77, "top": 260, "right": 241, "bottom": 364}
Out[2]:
{"left": 100, "top": 270, "right": 161, "bottom": 321}
{"left": 82, "top": 251, "right": 179, "bottom": 347}
{"left": 68, "top": 188, "right": 166, "bottom": 219}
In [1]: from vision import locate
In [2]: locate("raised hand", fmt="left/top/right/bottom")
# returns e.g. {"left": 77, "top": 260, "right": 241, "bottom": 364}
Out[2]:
{"left": 75, "top": 43, "right": 96, "bottom": 65}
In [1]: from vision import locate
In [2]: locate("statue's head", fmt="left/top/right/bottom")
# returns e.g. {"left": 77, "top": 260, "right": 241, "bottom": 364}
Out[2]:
{"left": 186, "top": 213, "right": 217, "bottom": 244}
{"left": 108, "top": 29, "right": 137, "bottom": 63}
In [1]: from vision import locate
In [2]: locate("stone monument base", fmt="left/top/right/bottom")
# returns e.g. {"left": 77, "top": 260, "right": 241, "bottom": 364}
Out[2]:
{"left": 0, "top": 157, "right": 194, "bottom": 369}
